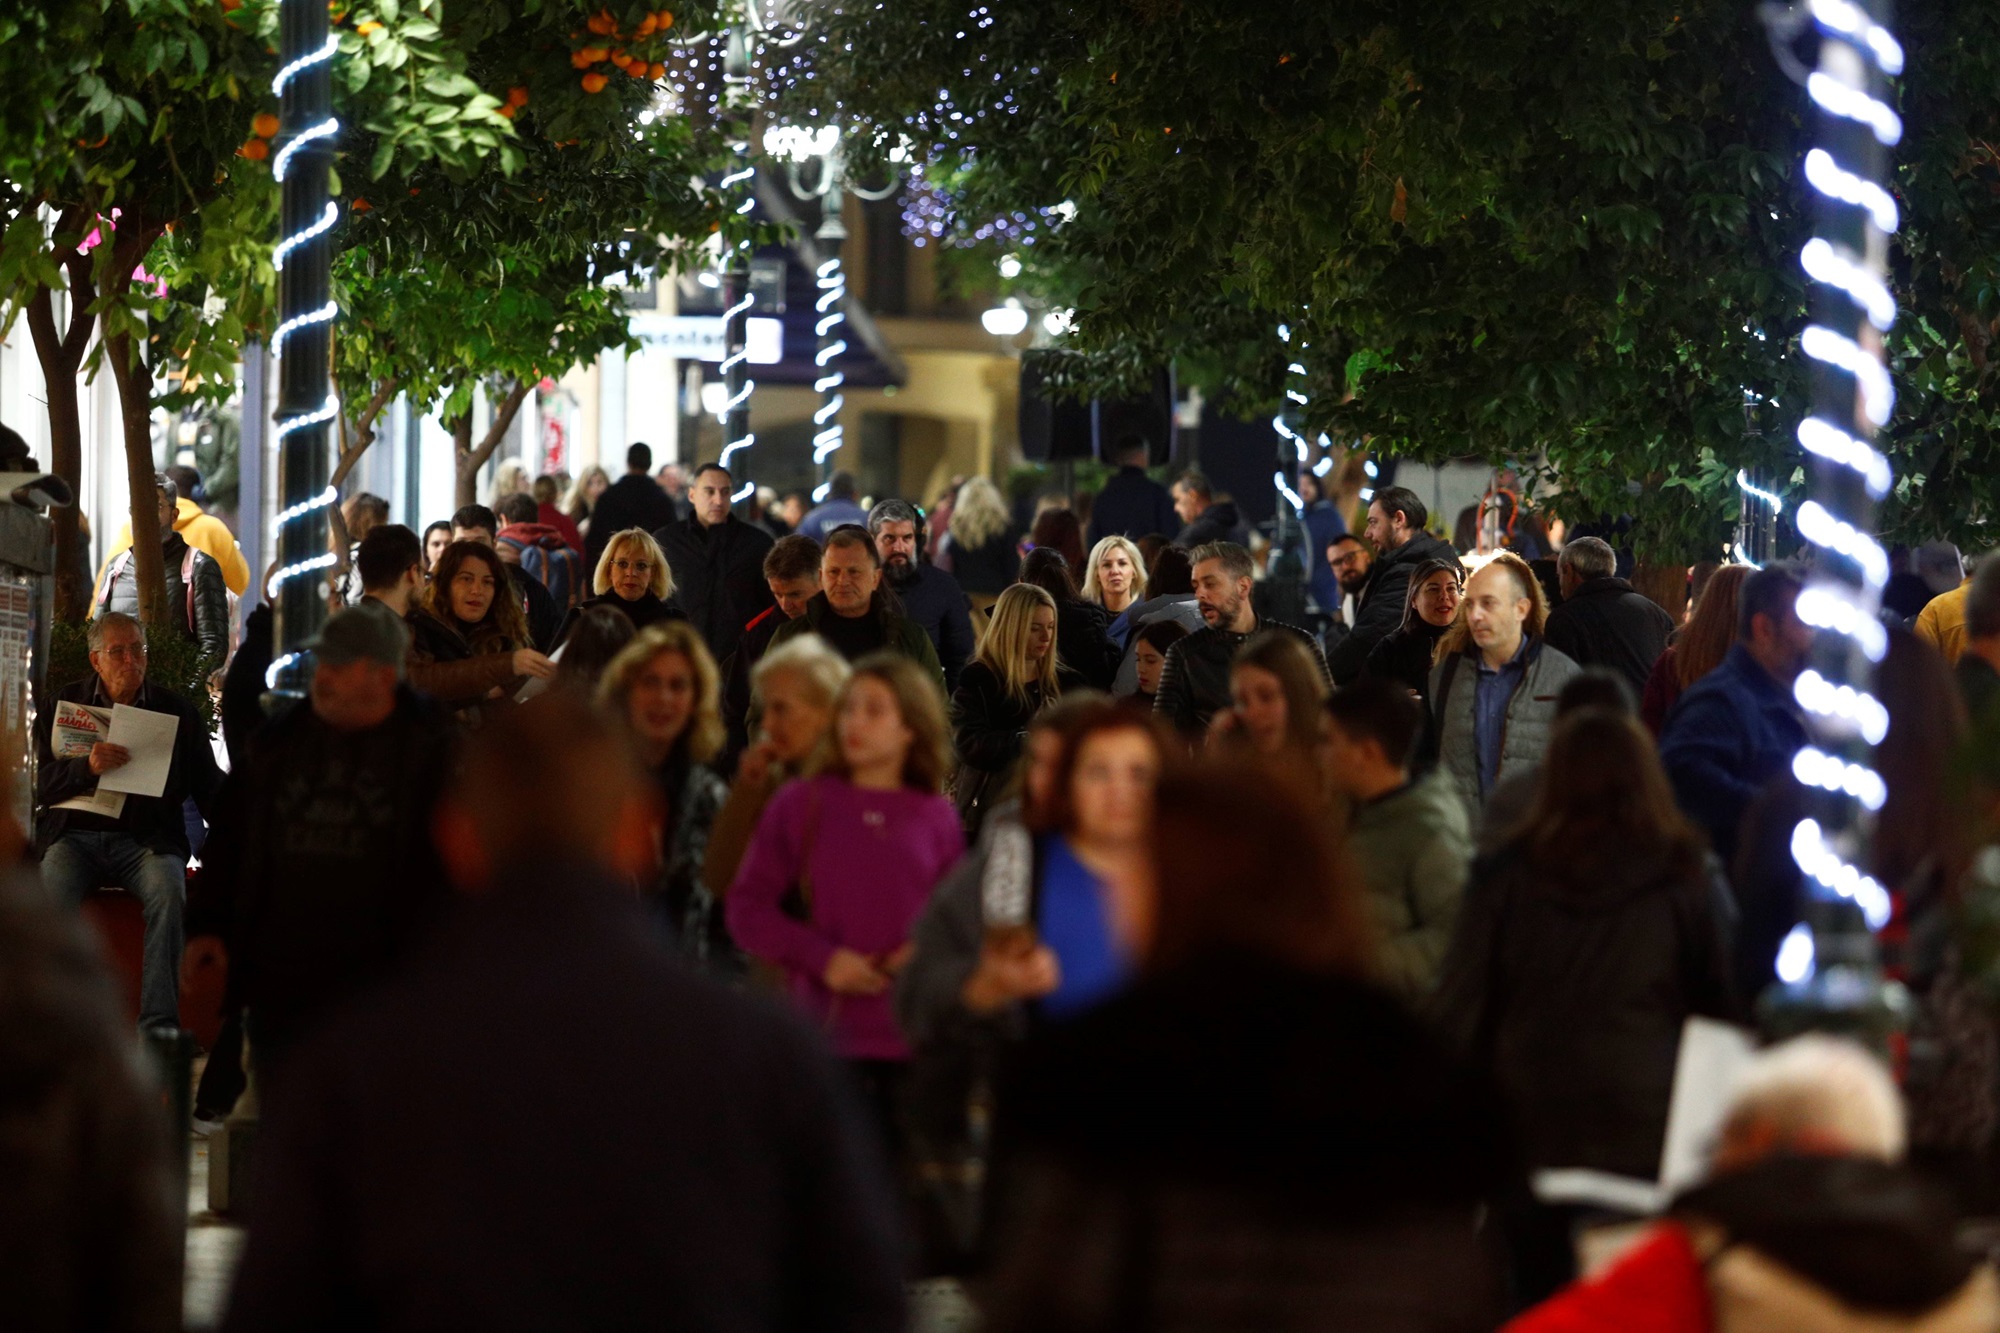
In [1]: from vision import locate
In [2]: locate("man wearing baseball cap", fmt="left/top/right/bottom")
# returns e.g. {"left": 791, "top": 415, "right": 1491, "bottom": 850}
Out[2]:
{"left": 197, "top": 602, "right": 459, "bottom": 1087}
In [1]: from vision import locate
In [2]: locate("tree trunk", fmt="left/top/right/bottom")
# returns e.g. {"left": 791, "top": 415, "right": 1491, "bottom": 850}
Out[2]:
{"left": 103, "top": 322, "right": 169, "bottom": 631}
{"left": 326, "top": 378, "right": 399, "bottom": 581}
{"left": 452, "top": 378, "right": 530, "bottom": 508}
{"left": 24, "top": 223, "right": 98, "bottom": 623}
{"left": 1631, "top": 560, "right": 1689, "bottom": 622}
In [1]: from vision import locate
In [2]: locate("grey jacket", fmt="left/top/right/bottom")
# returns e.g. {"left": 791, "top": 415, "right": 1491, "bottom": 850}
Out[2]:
{"left": 1343, "top": 772, "right": 1473, "bottom": 1001}
{"left": 894, "top": 803, "right": 1032, "bottom": 1050}
{"left": 1430, "top": 637, "right": 1580, "bottom": 820}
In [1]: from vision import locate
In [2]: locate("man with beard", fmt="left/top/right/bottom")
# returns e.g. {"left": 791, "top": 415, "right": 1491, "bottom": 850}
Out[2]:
{"left": 868, "top": 498, "right": 975, "bottom": 689}
{"left": 1321, "top": 531, "right": 1376, "bottom": 671}
{"left": 1328, "top": 487, "right": 1463, "bottom": 685}
{"left": 654, "top": 463, "right": 775, "bottom": 666}
{"left": 1154, "top": 542, "right": 1328, "bottom": 733}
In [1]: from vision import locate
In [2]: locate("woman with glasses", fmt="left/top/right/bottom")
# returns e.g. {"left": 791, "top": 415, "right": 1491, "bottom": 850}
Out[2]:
{"left": 553, "top": 528, "right": 684, "bottom": 647}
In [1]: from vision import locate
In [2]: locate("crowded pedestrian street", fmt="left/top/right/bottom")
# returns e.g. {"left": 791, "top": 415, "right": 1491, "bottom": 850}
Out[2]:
{"left": 6, "top": 0, "right": 2000, "bottom": 1329}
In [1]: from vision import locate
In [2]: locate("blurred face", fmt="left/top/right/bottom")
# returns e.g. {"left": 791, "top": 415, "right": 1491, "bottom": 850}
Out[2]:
{"left": 690, "top": 468, "right": 733, "bottom": 527}
{"left": 453, "top": 524, "right": 496, "bottom": 550}
{"left": 448, "top": 557, "right": 498, "bottom": 624}
{"left": 838, "top": 676, "right": 914, "bottom": 775}
{"left": 607, "top": 541, "right": 655, "bottom": 601}
{"left": 659, "top": 464, "right": 686, "bottom": 497}
{"left": 1413, "top": 570, "right": 1461, "bottom": 628}
{"left": 779, "top": 495, "right": 807, "bottom": 527}
{"left": 1172, "top": 483, "right": 1203, "bottom": 525}
{"left": 1096, "top": 546, "right": 1136, "bottom": 601}
{"left": 1192, "top": 558, "right": 1250, "bottom": 630}
{"left": 1134, "top": 640, "right": 1168, "bottom": 695}
{"left": 627, "top": 650, "right": 697, "bottom": 752}
{"left": 1231, "top": 664, "right": 1290, "bottom": 754}
{"left": 311, "top": 659, "right": 398, "bottom": 730}
{"left": 768, "top": 573, "right": 819, "bottom": 620}
{"left": 155, "top": 490, "right": 177, "bottom": 535}
{"left": 1022, "top": 726, "right": 1065, "bottom": 814}
{"left": 1328, "top": 539, "right": 1372, "bottom": 595}
{"left": 1753, "top": 602, "right": 1817, "bottom": 683}
{"left": 759, "top": 670, "right": 835, "bottom": 765}
{"left": 1463, "top": 564, "right": 1529, "bottom": 658}
{"left": 874, "top": 519, "right": 918, "bottom": 572}
{"left": 1069, "top": 727, "right": 1160, "bottom": 846}
{"left": 425, "top": 526, "right": 452, "bottom": 571}
{"left": 1026, "top": 606, "right": 1056, "bottom": 662}
{"left": 89, "top": 623, "right": 147, "bottom": 700}
{"left": 584, "top": 471, "right": 609, "bottom": 502}
{"left": 822, "top": 542, "right": 880, "bottom": 617}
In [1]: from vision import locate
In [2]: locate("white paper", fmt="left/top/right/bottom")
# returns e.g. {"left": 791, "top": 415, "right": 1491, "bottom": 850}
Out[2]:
{"left": 1656, "top": 1016, "right": 1758, "bottom": 1196}
{"left": 96, "top": 703, "right": 180, "bottom": 798}
{"left": 514, "top": 641, "right": 566, "bottom": 701}
{"left": 52, "top": 700, "right": 111, "bottom": 758}
{"left": 54, "top": 787, "right": 126, "bottom": 819}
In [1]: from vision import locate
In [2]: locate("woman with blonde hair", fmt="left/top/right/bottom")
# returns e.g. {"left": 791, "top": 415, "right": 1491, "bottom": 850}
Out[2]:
{"left": 951, "top": 584, "right": 1074, "bottom": 838}
{"left": 1081, "top": 535, "right": 1149, "bottom": 647}
{"left": 554, "top": 527, "right": 683, "bottom": 646}
{"left": 564, "top": 463, "right": 611, "bottom": 532}
{"left": 729, "top": 653, "right": 963, "bottom": 1133}
{"left": 488, "top": 458, "right": 531, "bottom": 509}
{"left": 407, "top": 540, "right": 554, "bottom": 723}
{"left": 941, "top": 474, "right": 1020, "bottom": 608}
{"left": 600, "top": 621, "right": 731, "bottom": 963}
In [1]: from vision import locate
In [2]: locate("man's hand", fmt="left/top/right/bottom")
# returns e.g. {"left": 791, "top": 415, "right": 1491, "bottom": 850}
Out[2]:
{"left": 88, "top": 742, "right": 131, "bottom": 776}
{"left": 511, "top": 649, "right": 557, "bottom": 679}
{"left": 737, "top": 739, "right": 777, "bottom": 788}
{"left": 823, "top": 947, "right": 892, "bottom": 996}
{"left": 961, "top": 940, "right": 1061, "bottom": 1014}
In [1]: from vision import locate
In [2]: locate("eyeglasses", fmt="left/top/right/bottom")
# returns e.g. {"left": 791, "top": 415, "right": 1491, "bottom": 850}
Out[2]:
{"left": 97, "top": 643, "right": 146, "bottom": 661}
{"left": 612, "top": 559, "right": 653, "bottom": 573}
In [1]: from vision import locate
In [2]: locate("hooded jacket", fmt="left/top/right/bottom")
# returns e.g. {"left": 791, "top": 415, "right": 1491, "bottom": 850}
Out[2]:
{"left": 497, "top": 522, "right": 585, "bottom": 614}
{"left": 1329, "top": 531, "right": 1464, "bottom": 685}
{"left": 1154, "top": 615, "right": 1327, "bottom": 733}
{"left": 1343, "top": 773, "right": 1472, "bottom": 1000}
{"left": 1431, "top": 636, "right": 1580, "bottom": 818}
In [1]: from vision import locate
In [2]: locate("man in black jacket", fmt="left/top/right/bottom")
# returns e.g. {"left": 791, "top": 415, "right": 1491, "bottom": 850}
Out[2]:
{"left": 1087, "top": 435, "right": 1177, "bottom": 545}
{"left": 583, "top": 441, "right": 680, "bottom": 573}
{"left": 453, "top": 503, "right": 561, "bottom": 652}
{"left": 36, "top": 612, "right": 226, "bottom": 1031}
{"left": 97, "top": 473, "right": 232, "bottom": 672}
{"left": 1328, "top": 486, "right": 1463, "bottom": 685}
{"left": 1542, "top": 536, "right": 1676, "bottom": 696}
{"left": 1155, "top": 541, "right": 1329, "bottom": 732}
{"left": 869, "top": 497, "right": 975, "bottom": 688}
{"left": 720, "top": 535, "right": 821, "bottom": 764}
{"left": 654, "top": 462, "right": 774, "bottom": 665}
{"left": 221, "top": 693, "right": 905, "bottom": 1333}
{"left": 201, "top": 604, "right": 456, "bottom": 1080}
{"left": 1170, "top": 470, "right": 1250, "bottom": 549}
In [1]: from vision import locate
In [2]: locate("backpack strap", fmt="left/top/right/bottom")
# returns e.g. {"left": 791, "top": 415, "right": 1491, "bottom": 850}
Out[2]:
{"left": 181, "top": 545, "right": 199, "bottom": 626}
{"left": 97, "top": 549, "right": 133, "bottom": 610}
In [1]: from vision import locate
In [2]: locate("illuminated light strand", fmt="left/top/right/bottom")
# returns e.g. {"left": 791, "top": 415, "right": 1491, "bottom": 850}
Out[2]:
{"left": 1801, "top": 238, "right": 1895, "bottom": 330}
{"left": 273, "top": 201, "right": 339, "bottom": 272}
{"left": 273, "top": 116, "right": 339, "bottom": 183}
{"left": 273, "top": 398, "right": 339, "bottom": 447}
{"left": 271, "top": 300, "right": 337, "bottom": 362}
{"left": 1737, "top": 469, "right": 1785, "bottom": 515}
{"left": 811, "top": 259, "right": 844, "bottom": 478}
{"left": 1804, "top": 147, "right": 1900, "bottom": 233}
{"left": 1798, "top": 584, "right": 1889, "bottom": 662}
{"left": 1273, "top": 471, "right": 1305, "bottom": 518}
{"left": 1791, "top": 819, "right": 1894, "bottom": 928}
{"left": 272, "top": 34, "right": 338, "bottom": 94}
{"left": 1800, "top": 324, "right": 1895, "bottom": 425}
{"left": 1809, "top": 0, "right": 1904, "bottom": 74}
{"left": 1797, "top": 418, "right": 1893, "bottom": 498}
{"left": 1776, "top": 923, "right": 1817, "bottom": 983}
{"left": 1794, "top": 668, "right": 1890, "bottom": 745}
{"left": 1796, "top": 499, "right": 1889, "bottom": 589}
{"left": 1794, "top": 746, "right": 1888, "bottom": 811}
{"left": 261, "top": 551, "right": 338, "bottom": 607}
{"left": 1806, "top": 71, "right": 1902, "bottom": 146}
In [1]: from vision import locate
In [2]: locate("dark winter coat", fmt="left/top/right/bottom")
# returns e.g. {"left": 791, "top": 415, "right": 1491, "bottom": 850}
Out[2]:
{"left": 1086, "top": 465, "right": 1178, "bottom": 546}
{"left": 552, "top": 590, "right": 685, "bottom": 650}
{"left": 653, "top": 513, "right": 775, "bottom": 665}
{"left": 944, "top": 529, "right": 1021, "bottom": 596}
{"left": 889, "top": 561, "right": 977, "bottom": 689}
{"left": 1542, "top": 575, "right": 1676, "bottom": 697}
{"left": 99, "top": 530, "right": 231, "bottom": 669}
{"left": 983, "top": 952, "right": 1518, "bottom": 1333}
{"left": 582, "top": 472, "right": 679, "bottom": 573}
{"left": 1328, "top": 531, "right": 1463, "bottom": 685}
{"left": 1302, "top": 499, "right": 1349, "bottom": 615}
{"left": 767, "top": 593, "right": 943, "bottom": 684}
{"left": 508, "top": 562, "right": 563, "bottom": 654}
{"left": 1172, "top": 499, "right": 1250, "bottom": 551}
{"left": 405, "top": 608, "right": 524, "bottom": 721}
{"left": 720, "top": 604, "right": 788, "bottom": 764}
{"left": 1154, "top": 616, "right": 1328, "bottom": 733}
{"left": 1364, "top": 619, "right": 1449, "bottom": 702}
{"left": 35, "top": 676, "right": 224, "bottom": 860}
{"left": 219, "top": 864, "right": 907, "bottom": 1333}
{"left": 1658, "top": 643, "right": 1809, "bottom": 868}
{"left": 1053, "top": 596, "right": 1119, "bottom": 691}
{"left": 1430, "top": 843, "right": 1737, "bottom": 1178}
{"left": 222, "top": 602, "right": 276, "bottom": 769}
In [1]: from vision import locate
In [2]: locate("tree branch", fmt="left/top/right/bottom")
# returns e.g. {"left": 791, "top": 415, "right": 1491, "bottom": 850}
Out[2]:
{"left": 330, "top": 376, "right": 399, "bottom": 492}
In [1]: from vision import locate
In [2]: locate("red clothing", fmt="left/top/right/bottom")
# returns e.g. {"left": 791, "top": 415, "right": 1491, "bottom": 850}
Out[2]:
{"left": 1505, "top": 1223, "right": 1710, "bottom": 1333}
{"left": 538, "top": 502, "right": 584, "bottom": 556}
{"left": 1641, "top": 646, "right": 1683, "bottom": 737}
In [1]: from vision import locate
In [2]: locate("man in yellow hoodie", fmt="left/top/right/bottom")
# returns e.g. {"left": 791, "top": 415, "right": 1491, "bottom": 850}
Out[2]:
{"left": 96, "top": 464, "right": 250, "bottom": 599}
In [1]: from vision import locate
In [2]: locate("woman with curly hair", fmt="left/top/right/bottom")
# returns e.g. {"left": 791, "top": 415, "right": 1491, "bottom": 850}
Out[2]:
{"left": 407, "top": 540, "right": 553, "bottom": 723}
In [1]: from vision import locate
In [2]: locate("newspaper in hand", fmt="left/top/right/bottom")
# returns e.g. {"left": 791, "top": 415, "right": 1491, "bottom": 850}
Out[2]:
{"left": 49, "top": 700, "right": 126, "bottom": 819}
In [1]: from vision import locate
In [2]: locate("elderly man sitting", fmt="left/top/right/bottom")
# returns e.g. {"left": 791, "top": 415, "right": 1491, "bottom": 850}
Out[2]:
{"left": 1507, "top": 1035, "right": 2000, "bottom": 1332}
{"left": 35, "top": 612, "right": 224, "bottom": 1031}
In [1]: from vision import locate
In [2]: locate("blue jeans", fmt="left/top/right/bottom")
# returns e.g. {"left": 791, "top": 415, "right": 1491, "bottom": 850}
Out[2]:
{"left": 43, "top": 832, "right": 186, "bottom": 1031}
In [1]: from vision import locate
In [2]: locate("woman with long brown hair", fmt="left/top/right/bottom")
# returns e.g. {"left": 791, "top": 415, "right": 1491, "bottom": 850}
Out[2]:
{"left": 1640, "top": 562, "right": 1751, "bottom": 735}
{"left": 407, "top": 539, "right": 554, "bottom": 722}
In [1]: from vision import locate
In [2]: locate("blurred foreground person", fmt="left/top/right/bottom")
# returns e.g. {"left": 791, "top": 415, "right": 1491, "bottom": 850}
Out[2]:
{"left": 981, "top": 762, "right": 1516, "bottom": 1332}
{"left": 1507, "top": 1036, "right": 2000, "bottom": 1333}
{"left": 1209, "top": 629, "right": 1331, "bottom": 794}
{"left": 0, "top": 780, "right": 181, "bottom": 1332}
{"left": 223, "top": 692, "right": 905, "bottom": 1332}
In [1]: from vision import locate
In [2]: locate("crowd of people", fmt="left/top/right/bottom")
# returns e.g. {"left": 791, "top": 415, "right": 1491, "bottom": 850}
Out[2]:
{"left": 11, "top": 439, "right": 2000, "bottom": 1330}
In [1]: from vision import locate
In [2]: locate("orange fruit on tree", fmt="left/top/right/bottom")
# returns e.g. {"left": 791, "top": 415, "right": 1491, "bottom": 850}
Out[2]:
{"left": 220, "top": 0, "right": 242, "bottom": 10}
{"left": 498, "top": 105, "right": 516, "bottom": 119}
{"left": 570, "top": 50, "right": 593, "bottom": 68}
{"left": 240, "top": 138, "right": 269, "bottom": 161}
{"left": 586, "top": 9, "right": 614, "bottom": 33}
{"left": 351, "top": 198, "right": 373, "bottom": 213}
{"left": 355, "top": 19, "right": 382, "bottom": 34}
{"left": 647, "top": 62, "right": 665, "bottom": 79}
{"left": 251, "top": 112, "right": 280, "bottom": 138}
{"left": 656, "top": 10, "right": 674, "bottom": 29}
{"left": 636, "top": 14, "right": 657, "bottom": 35}
{"left": 581, "top": 71, "right": 608, "bottom": 93}
{"left": 580, "top": 45, "right": 608, "bottom": 62}
{"left": 627, "top": 62, "right": 646, "bottom": 78}
{"left": 506, "top": 86, "right": 530, "bottom": 106}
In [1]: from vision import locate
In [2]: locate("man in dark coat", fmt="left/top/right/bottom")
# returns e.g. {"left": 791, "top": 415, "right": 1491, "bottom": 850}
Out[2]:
{"left": 869, "top": 498, "right": 975, "bottom": 689}
{"left": 1542, "top": 536, "right": 1677, "bottom": 696}
{"left": 97, "top": 472, "right": 232, "bottom": 671}
{"left": 1086, "top": 435, "right": 1177, "bottom": 545}
{"left": 1168, "top": 470, "right": 1250, "bottom": 549}
{"left": 720, "top": 534, "right": 821, "bottom": 764}
{"left": 654, "top": 463, "right": 775, "bottom": 665}
{"left": 1659, "top": 564, "right": 1813, "bottom": 867}
{"left": 583, "top": 441, "right": 679, "bottom": 573}
{"left": 221, "top": 693, "right": 906, "bottom": 1333}
{"left": 1155, "top": 541, "right": 1328, "bottom": 732}
{"left": 1327, "top": 485, "right": 1463, "bottom": 685}
{"left": 200, "top": 604, "right": 457, "bottom": 1080}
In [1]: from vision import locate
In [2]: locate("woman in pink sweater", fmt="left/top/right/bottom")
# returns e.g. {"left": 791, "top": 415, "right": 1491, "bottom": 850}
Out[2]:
{"left": 728, "top": 652, "right": 964, "bottom": 1083}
